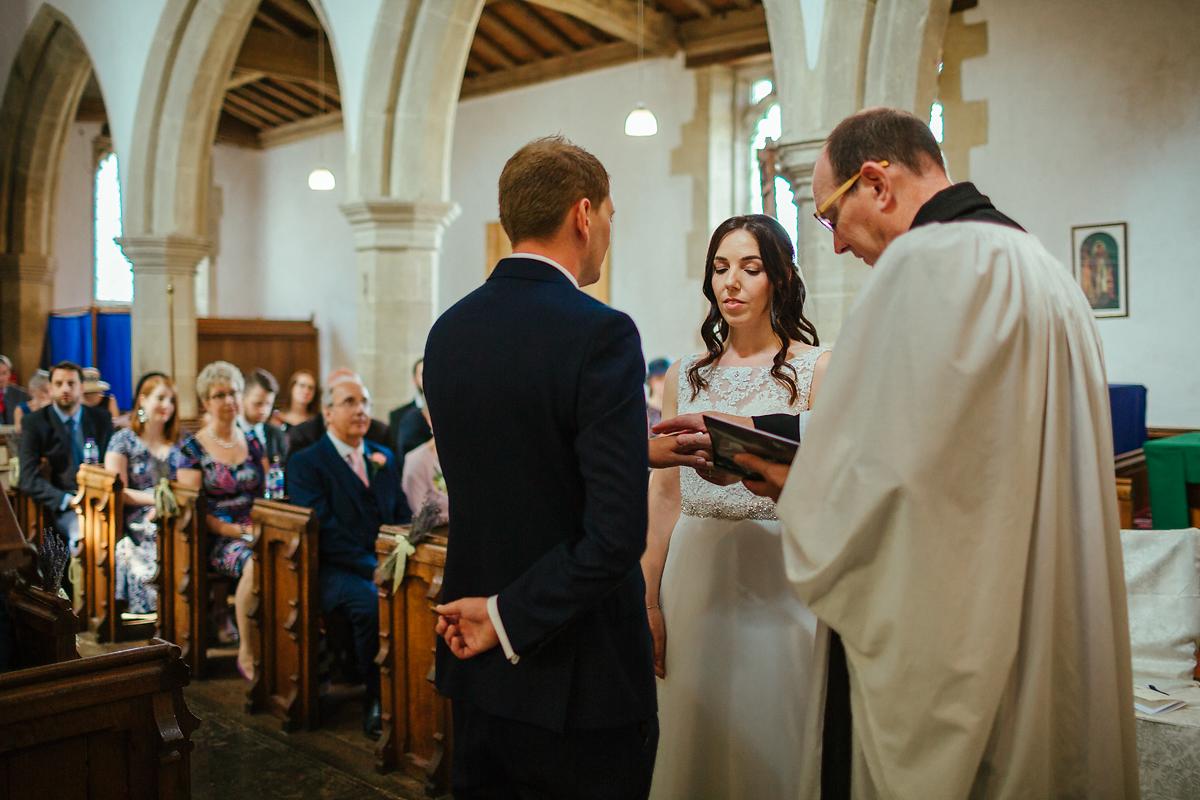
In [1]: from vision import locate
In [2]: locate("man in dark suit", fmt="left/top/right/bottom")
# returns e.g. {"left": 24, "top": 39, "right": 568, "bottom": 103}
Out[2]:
{"left": 18, "top": 361, "right": 113, "bottom": 553}
{"left": 0, "top": 355, "right": 29, "bottom": 425}
{"left": 286, "top": 376, "right": 406, "bottom": 738}
{"left": 240, "top": 367, "right": 288, "bottom": 463}
{"left": 386, "top": 358, "right": 431, "bottom": 472}
{"left": 427, "top": 136, "right": 656, "bottom": 799}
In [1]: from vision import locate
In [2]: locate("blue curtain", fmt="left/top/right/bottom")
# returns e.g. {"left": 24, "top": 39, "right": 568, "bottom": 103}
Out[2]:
{"left": 97, "top": 311, "right": 132, "bottom": 409}
{"left": 43, "top": 310, "right": 132, "bottom": 410}
{"left": 45, "top": 313, "right": 92, "bottom": 367}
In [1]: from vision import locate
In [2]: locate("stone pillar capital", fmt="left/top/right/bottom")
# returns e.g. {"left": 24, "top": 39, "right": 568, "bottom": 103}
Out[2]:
{"left": 116, "top": 235, "right": 210, "bottom": 276}
{"left": 776, "top": 137, "right": 829, "bottom": 188}
{"left": 340, "top": 200, "right": 461, "bottom": 251}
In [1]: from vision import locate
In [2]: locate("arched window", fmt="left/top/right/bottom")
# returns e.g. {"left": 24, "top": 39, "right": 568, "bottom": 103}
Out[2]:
{"left": 93, "top": 150, "right": 132, "bottom": 303}
{"left": 744, "top": 77, "right": 798, "bottom": 256}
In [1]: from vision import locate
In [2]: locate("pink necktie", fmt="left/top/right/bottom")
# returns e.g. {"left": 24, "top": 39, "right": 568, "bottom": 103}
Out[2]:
{"left": 347, "top": 450, "right": 370, "bottom": 486}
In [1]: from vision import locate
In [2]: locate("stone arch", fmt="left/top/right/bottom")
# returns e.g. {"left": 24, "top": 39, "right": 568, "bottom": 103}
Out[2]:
{"left": 763, "top": 0, "right": 953, "bottom": 339}
{"left": 121, "top": 0, "right": 347, "bottom": 415}
{"left": 0, "top": 4, "right": 99, "bottom": 379}
{"left": 342, "top": 0, "right": 482, "bottom": 409}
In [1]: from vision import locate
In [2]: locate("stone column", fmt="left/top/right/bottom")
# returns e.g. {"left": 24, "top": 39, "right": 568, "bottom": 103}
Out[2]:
{"left": 340, "top": 200, "right": 460, "bottom": 413}
{"left": 116, "top": 236, "right": 209, "bottom": 419}
{"left": 778, "top": 139, "right": 871, "bottom": 343}
{"left": 0, "top": 252, "right": 54, "bottom": 381}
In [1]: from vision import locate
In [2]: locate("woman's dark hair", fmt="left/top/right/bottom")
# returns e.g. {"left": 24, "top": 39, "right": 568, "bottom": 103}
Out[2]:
{"left": 686, "top": 215, "right": 819, "bottom": 404}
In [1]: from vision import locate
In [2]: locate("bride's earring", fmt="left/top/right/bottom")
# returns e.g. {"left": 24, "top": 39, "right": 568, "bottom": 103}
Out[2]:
{"left": 137, "top": 407, "right": 148, "bottom": 423}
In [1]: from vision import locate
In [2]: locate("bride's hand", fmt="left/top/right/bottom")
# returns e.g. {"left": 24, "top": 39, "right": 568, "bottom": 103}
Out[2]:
{"left": 695, "top": 463, "right": 741, "bottom": 487}
{"left": 647, "top": 606, "right": 667, "bottom": 678}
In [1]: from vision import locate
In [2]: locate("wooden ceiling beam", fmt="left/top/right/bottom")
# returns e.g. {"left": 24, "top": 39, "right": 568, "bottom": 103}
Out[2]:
{"left": 461, "top": 41, "right": 639, "bottom": 99}
{"left": 266, "top": 0, "right": 321, "bottom": 30}
{"left": 472, "top": 32, "right": 519, "bottom": 69}
{"left": 258, "top": 111, "right": 342, "bottom": 149}
{"left": 525, "top": 0, "right": 679, "bottom": 54}
{"left": 479, "top": 10, "right": 553, "bottom": 59}
{"left": 226, "top": 69, "right": 266, "bottom": 90}
{"left": 235, "top": 27, "right": 337, "bottom": 91}
{"left": 253, "top": 10, "right": 294, "bottom": 36}
{"left": 221, "top": 101, "right": 270, "bottom": 130}
{"left": 679, "top": 6, "right": 769, "bottom": 66}
{"left": 529, "top": 5, "right": 605, "bottom": 48}
{"left": 677, "top": 0, "right": 713, "bottom": 17}
{"left": 224, "top": 92, "right": 289, "bottom": 126}
{"left": 250, "top": 79, "right": 317, "bottom": 115}
{"left": 281, "top": 79, "right": 338, "bottom": 109}
{"left": 233, "top": 86, "right": 303, "bottom": 122}
{"left": 215, "top": 113, "right": 263, "bottom": 148}
{"left": 495, "top": 4, "right": 574, "bottom": 55}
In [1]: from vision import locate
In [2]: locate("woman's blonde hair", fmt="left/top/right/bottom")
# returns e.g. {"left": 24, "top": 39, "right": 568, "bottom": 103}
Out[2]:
{"left": 196, "top": 360, "right": 245, "bottom": 403}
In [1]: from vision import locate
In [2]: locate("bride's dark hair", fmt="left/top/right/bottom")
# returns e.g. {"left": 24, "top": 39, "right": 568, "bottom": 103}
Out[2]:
{"left": 686, "top": 215, "right": 819, "bottom": 403}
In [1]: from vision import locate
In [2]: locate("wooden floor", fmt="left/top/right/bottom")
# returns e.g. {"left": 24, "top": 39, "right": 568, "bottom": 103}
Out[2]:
{"left": 78, "top": 635, "right": 431, "bottom": 800}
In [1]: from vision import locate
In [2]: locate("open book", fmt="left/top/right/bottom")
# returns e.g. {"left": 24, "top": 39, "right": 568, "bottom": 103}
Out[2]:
{"left": 1133, "top": 686, "right": 1187, "bottom": 715}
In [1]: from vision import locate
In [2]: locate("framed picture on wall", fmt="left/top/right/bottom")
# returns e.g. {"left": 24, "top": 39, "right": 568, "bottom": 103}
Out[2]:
{"left": 1071, "top": 222, "right": 1128, "bottom": 318}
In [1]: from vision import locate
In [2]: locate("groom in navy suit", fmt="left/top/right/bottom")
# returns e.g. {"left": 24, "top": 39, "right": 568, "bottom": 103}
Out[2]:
{"left": 286, "top": 376, "right": 406, "bottom": 737}
{"left": 427, "top": 137, "right": 657, "bottom": 799}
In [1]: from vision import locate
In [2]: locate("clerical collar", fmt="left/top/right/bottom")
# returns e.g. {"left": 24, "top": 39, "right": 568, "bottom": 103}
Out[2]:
{"left": 509, "top": 252, "right": 581, "bottom": 290}
{"left": 910, "top": 182, "right": 1023, "bottom": 231}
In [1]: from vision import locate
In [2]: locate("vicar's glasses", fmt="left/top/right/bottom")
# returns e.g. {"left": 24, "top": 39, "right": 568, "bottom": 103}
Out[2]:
{"left": 813, "top": 160, "right": 889, "bottom": 233}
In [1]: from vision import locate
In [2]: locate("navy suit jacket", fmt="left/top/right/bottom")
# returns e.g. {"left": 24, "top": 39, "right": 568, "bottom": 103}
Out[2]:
{"left": 286, "top": 434, "right": 406, "bottom": 580}
{"left": 18, "top": 404, "right": 113, "bottom": 510}
{"left": 424, "top": 257, "right": 654, "bottom": 733}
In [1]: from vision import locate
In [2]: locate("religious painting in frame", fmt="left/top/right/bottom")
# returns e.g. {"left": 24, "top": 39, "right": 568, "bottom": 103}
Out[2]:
{"left": 1071, "top": 222, "right": 1128, "bottom": 318}
{"left": 485, "top": 221, "right": 610, "bottom": 304}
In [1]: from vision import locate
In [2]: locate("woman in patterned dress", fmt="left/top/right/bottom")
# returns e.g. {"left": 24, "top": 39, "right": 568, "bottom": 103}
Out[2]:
{"left": 643, "top": 216, "right": 831, "bottom": 799}
{"left": 178, "top": 361, "right": 267, "bottom": 681}
{"left": 105, "top": 374, "right": 183, "bottom": 615}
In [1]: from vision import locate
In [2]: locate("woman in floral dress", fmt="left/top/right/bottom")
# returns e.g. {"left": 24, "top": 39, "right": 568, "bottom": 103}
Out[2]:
{"left": 178, "top": 361, "right": 267, "bottom": 680}
{"left": 105, "top": 374, "right": 183, "bottom": 615}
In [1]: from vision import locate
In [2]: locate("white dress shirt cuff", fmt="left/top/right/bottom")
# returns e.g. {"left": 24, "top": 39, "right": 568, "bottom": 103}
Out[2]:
{"left": 487, "top": 594, "right": 520, "bottom": 665}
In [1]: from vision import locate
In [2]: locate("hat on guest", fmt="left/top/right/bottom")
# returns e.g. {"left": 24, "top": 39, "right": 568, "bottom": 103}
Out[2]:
{"left": 81, "top": 367, "right": 111, "bottom": 394}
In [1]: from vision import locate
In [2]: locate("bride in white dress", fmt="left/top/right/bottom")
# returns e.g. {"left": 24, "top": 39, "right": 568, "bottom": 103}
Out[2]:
{"left": 644, "top": 215, "right": 830, "bottom": 799}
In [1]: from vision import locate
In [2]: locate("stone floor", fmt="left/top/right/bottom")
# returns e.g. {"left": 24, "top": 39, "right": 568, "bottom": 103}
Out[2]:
{"left": 79, "top": 635, "right": 431, "bottom": 800}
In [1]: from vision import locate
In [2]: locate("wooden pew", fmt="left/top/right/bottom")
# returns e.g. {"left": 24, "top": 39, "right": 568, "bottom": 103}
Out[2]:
{"left": 246, "top": 498, "right": 319, "bottom": 731}
{"left": 157, "top": 481, "right": 210, "bottom": 678}
{"left": 0, "top": 639, "right": 199, "bottom": 799}
{"left": 1115, "top": 449, "right": 1150, "bottom": 529}
{"left": 375, "top": 525, "right": 452, "bottom": 795}
{"left": 73, "top": 464, "right": 134, "bottom": 642}
{"left": 2, "top": 482, "right": 79, "bottom": 671}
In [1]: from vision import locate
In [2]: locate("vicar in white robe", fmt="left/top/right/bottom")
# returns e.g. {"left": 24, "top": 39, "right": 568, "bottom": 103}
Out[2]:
{"left": 736, "top": 108, "right": 1139, "bottom": 799}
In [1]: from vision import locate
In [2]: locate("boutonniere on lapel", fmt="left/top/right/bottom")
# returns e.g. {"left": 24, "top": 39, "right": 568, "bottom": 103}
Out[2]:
{"left": 367, "top": 451, "right": 388, "bottom": 480}
{"left": 433, "top": 469, "right": 446, "bottom": 495}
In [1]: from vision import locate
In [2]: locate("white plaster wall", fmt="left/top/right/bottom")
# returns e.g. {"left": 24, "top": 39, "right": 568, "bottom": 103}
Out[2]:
{"left": 963, "top": 0, "right": 1200, "bottom": 427}
{"left": 50, "top": 121, "right": 102, "bottom": 309}
{"left": 445, "top": 56, "right": 708, "bottom": 366}
{"left": 211, "top": 130, "right": 356, "bottom": 374}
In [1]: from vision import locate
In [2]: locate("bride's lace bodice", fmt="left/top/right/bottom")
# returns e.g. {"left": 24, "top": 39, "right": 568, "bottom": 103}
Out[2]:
{"left": 677, "top": 348, "right": 827, "bottom": 520}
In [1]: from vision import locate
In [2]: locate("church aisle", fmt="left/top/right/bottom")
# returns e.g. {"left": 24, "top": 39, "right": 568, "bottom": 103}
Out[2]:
{"left": 78, "top": 635, "right": 427, "bottom": 799}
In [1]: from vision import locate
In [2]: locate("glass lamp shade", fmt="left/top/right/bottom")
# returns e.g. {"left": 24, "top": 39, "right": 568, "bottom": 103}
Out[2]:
{"left": 307, "top": 167, "right": 336, "bottom": 191}
{"left": 624, "top": 104, "right": 658, "bottom": 137}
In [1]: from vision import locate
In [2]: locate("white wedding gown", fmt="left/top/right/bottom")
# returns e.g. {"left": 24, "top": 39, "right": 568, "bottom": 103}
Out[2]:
{"left": 650, "top": 348, "right": 826, "bottom": 800}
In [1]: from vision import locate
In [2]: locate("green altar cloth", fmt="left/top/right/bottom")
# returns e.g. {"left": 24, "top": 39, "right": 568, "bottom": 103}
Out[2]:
{"left": 1145, "top": 433, "right": 1200, "bottom": 529}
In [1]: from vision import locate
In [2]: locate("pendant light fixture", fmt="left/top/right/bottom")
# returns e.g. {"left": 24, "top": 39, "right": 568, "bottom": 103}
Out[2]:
{"left": 624, "top": 0, "right": 658, "bottom": 137}
{"left": 307, "top": 24, "right": 335, "bottom": 191}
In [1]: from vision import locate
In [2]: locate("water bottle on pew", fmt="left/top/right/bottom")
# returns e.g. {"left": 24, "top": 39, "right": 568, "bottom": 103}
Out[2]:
{"left": 83, "top": 437, "right": 99, "bottom": 465}
{"left": 265, "top": 456, "right": 286, "bottom": 500}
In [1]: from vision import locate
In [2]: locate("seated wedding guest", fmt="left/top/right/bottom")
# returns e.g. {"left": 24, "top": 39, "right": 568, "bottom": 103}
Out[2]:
{"left": 388, "top": 359, "right": 432, "bottom": 473}
{"left": 286, "top": 367, "right": 393, "bottom": 460}
{"left": 240, "top": 368, "right": 287, "bottom": 463}
{"left": 0, "top": 354, "right": 28, "bottom": 425}
{"left": 13, "top": 369, "right": 50, "bottom": 432}
{"left": 17, "top": 361, "right": 114, "bottom": 558}
{"left": 81, "top": 367, "right": 121, "bottom": 419}
{"left": 287, "top": 376, "right": 406, "bottom": 737}
{"left": 401, "top": 405, "right": 447, "bottom": 527}
{"left": 104, "top": 374, "right": 183, "bottom": 615}
{"left": 276, "top": 369, "right": 319, "bottom": 430}
{"left": 177, "top": 360, "right": 264, "bottom": 681}
{"left": 645, "top": 357, "right": 669, "bottom": 433}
